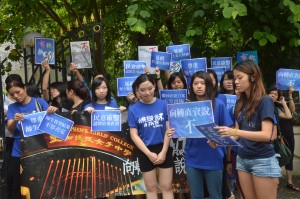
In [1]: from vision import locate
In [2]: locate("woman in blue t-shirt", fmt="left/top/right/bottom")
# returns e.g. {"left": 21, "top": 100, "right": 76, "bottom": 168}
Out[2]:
{"left": 216, "top": 60, "right": 281, "bottom": 199}
{"left": 128, "top": 74, "right": 174, "bottom": 199}
{"left": 6, "top": 74, "right": 58, "bottom": 199}
{"left": 185, "top": 71, "right": 233, "bottom": 199}
{"left": 84, "top": 77, "right": 126, "bottom": 112}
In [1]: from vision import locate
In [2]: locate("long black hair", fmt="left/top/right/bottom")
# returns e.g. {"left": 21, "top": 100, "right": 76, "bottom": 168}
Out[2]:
{"left": 167, "top": 72, "right": 187, "bottom": 89}
{"left": 132, "top": 74, "right": 158, "bottom": 97}
{"left": 91, "top": 77, "right": 112, "bottom": 104}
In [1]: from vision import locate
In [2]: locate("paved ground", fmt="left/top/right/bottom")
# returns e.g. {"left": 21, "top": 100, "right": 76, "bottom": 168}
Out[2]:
{"left": 277, "top": 175, "right": 300, "bottom": 199}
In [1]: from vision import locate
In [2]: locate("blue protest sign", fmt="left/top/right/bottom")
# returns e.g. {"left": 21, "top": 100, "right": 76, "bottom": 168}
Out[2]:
{"left": 150, "top": 51, "right": 172, "bottom": 70}
{"left": 91, "top": 110, "right": 121, "bottom": 132}
{"left": 236, "top": 50, "right": 258, "bottom": 64}
{"left": 160, "top": 89, "right": 187, "bottom": 104}
{"left": 35, "top": 38, "right": 55, "bottom": 65}
{"left": 168, "top": 101, "right": 214, "bottom": 138}
{"left": 166, "top": 44, "right": 191, "bottom": 61}
{"left": 209, "top": 67, "right": 226, "bottom": 82}
{"left": 276, "top": 68, "right": 300, "bottom": 91}
{"left": 211, "top": 57, "right": 232, "bottom": 71}
{"left": 181, "top": 58, "right": 207, "bottom": 78}
{"left": 224, "top": 94, "right": 237, "bottom": 110}
{"left": 195, "top": 123, "right": 241, "bottom": 146}
{"left": 124, "top": 60, "right": 146, "bottom": 77}
{"left": 117, "top": 77, "right": 136, "bottom": 96}
{"left": 39, "top": 113, "right": 74, "bottom": 140}
{"left": 21, "top": 111, "right": 46, "bottom": 137}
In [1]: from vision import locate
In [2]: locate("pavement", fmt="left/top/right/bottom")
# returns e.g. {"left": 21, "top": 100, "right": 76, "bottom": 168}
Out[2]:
{"left": 277, "top": 175, "right": 300, "bottom": 199}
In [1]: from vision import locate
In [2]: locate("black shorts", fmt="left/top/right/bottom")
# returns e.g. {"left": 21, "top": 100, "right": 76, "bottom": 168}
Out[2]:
{"left": 137, "top": 143, "right": 173, "bottom": 172}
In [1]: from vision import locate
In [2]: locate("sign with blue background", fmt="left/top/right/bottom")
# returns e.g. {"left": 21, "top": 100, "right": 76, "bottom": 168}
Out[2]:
{"left": 276, "top": 68, "right": 300, "bottom": 91}
{"left": 211, "top": 57, "right": 232, "bottom": 71}
{"left": 209, "top": 67, "right": 226, "bottom": 82}
{"left": 160, "top": 89, "right": 187, "bottom": 104}
{"left": 124, "top": 60, "right": 146, "bottom": 77}
{"left": 166, "top": 44, "right": 191, "bottom": 61}
{"left": 181, "top": 58, "right": 207, "bottom": 78}
{"left": 35, "top": 38, "right": 55, "bottom": 65}
{"left": 91, "top": 110, "right": 121, "bottom": 132}
{"left": 168, "top": 101, "right": 214, "bottom": 138}
{"left": 39, "top": 113, "right": 74, "bottom": 140}
{"left": 236, "top": 50, "right": 258, "bottom": 64}
{"left": 21, "top": 111, "right": 46, "bottom": 137}
{"left": 117, "top": 77, "right": 136, "bottom": 96}
{"left": 224, "top": 94, "right": 237, "bottom": 110}
{"left": 195, "top": 123, "right": 241, "bottom": 146}
{"left": 150, "top": 51, "right": 171, "bottom": 70}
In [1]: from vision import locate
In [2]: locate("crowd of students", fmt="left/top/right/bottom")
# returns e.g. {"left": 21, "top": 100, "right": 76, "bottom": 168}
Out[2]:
{"left": 3, "top": 60, "right": 299, "bottom": 199}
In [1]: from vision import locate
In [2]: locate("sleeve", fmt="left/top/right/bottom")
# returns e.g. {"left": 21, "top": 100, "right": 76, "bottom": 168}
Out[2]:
{"left": 218, "top": 100, "right": 234, "bottom": 127}
{"left": 110, "top": 100, "right": 119, "bottom": 108}
{"left": 7, "top": 104, "right": 16, "bottom": 120}
{"left": 128, "top": 107, "right": 137, "bottom": 128}
{"left": 260, "top": 96, "right": 275, "bottom": 123}
{"left": 83, "top": 103, "right": 92, "bottom": 110}
{"left": 38, "top": 98, "right": 49, "bottom": 111}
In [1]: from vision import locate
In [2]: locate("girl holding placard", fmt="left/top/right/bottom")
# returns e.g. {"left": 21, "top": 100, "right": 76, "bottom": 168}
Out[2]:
{"left": 185, "top": 71, "right": 233, "bottom": 199}
{"left": 128, "top": 74, "right": 174, "bottom": 199}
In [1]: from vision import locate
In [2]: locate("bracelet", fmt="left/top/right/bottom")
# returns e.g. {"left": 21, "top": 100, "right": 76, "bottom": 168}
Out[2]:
{"left": 226, "top": 161, "right": 232, "bottom": 164}
{"left": 289, "top": 98, "right": 293, "bottom": 100}
{"left": 233, "top": 128, "right": 238, "bottom": 137}
{"left": 156, "top": 77, "right": 161, "bottom": 81}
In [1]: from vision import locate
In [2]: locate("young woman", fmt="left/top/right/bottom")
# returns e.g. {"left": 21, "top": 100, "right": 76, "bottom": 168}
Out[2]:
{"left": 66, "top": 79, "right": 91, "bottom": 113}
{"left": 166, "top": 72, "right": 187, "bottom": 90}
{"left": 216, "top": 60, "right": 281, "bottom": 199}
{"left": 42, "top": 61, "right": 72, "bottom": 111}
{"left": 128, "top": 74, "right": 174, "bottom": 199}
{"left": 219, "top": 71, "right": 234, "bottom": 94}
{"left": 268, "top": 86, "right": 299, "bottom": 191}
{"left": 6, "top": 74, "right": 57, "bottom": 199}
{"left": 207, "top": 69, "right": 227, "bottom": 105}
{"left": 185, "top": 71, "right": 233, "bottom": 199}
{"left": 84, "top": 77, "right": 126, "bottom": 112}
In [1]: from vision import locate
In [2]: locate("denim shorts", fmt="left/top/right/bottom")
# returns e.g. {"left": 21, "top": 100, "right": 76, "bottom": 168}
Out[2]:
{"left": 236, "top": 155, "right": 281, "bottom": 178}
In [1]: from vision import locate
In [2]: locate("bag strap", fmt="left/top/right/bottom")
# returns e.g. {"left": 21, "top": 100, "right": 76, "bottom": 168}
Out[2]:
{"left": 273, "top": 107, "right": 282, "bottom": 139}
{"left": 35, "top": 98, "right": 42, "bottom": 112}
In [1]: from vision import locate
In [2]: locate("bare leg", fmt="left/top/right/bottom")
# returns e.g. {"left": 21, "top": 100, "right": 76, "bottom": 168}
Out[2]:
{"left": 158, "top": 167, "right": 174, "bottom": 199}
{"left": 252, "top": 175, "right": 278, "bottom": 199}
{"left": 143, "top": 169, "right": 158, "bottom": 199}
{"left": 238, "top": 171, "right": 256, "bottom": 199}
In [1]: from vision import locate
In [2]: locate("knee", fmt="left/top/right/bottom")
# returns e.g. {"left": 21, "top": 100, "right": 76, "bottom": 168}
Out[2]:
{"left": 145, "top": 181, "right": 158, "bottom": 192}
{"left": 159, "top": 182, "right": 173, "bottom": 192}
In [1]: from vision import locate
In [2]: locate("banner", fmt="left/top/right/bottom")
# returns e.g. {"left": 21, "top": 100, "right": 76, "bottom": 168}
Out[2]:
{"left": 181, "top": 58, "right": 207, "bottom": 78}
{"left": 276, "top": 68, "right": 300, "bottom": 91}
{"left": 150, "top": 51, "right": 172, "bottom": 70}
{"left": 123, "top": 60, "right": 146, "bottom": 77}
{"left": 138, "top": 46, "right": 158, "bottom": 74}
{"left": 166, "top": 44, "right": 191, "bottom": 72}
{"left": 70, "top": 41, "right": 92, "bottom": 69}
{"left": 160, "top": 89, "right": 187, "bottom": 104}
{"left": 236, "top": 50, "right": 258, "bottom": 64}
{"left": 20, "top": 112, "right": 190, "bottom": 198}
{"left": 21, "top": 111, "right": 46, "bottom": 137}
{"left": 35, "top": 38, "right": 55, "bottom": 65}
{"left": 117, "top": 77, "right": 136, "bottom": 96}
{"left": 195, "top": 123, "right": 241, "bottom": 146}
{"left": 224, "top": 94, "right": 237, "bottom": 110}
{"left": 167, "top": 101, "right": 214, "bottom": 138}
{"left": 211, "top": 57, "right": 232, "bottom": 71}
{"left": 91, "top": 110, "right": 121, "bottom": 132}
{"left": 209, "top": 67, "right": 226, "bottom": 82}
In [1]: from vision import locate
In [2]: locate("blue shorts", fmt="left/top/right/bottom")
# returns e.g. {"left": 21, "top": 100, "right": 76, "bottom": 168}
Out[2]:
{"left": 236, "top": 155, "right": 281, "bottom": 178}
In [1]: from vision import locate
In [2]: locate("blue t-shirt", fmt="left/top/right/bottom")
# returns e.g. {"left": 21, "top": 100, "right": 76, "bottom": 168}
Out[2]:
{"left": 128, "top": 98, "right": 168, "bottom": 146}
{"left": 7, "top": 97, "right": 49, "bottom": 157}
{"left": 216, "top": 93, "right": 227, "bottom": 107}
{"left": 236, "top": 96, "right": 275, "bottom": 159}
{"left": 185, "top": 98, "right": 234, "bottom": 170}
{"left": 84, "top": 100, "right": 118, "bottom": 111}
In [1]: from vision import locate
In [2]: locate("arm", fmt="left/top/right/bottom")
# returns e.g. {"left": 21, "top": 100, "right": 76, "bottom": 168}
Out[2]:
{"left": 218, "top": 119, "right": 274, "bottom": 142}
{"left": 7, "top": 113, "right": 24, "bottom": 133}
{"left": 155, "top": 67, "right": 164, "bottom": 91}
{"left": 70, "top": 63, "right": 84, "bottom": 82}
{"left": 288, "top": 86, "right": 296, "bottom": 113}
{"left": 277, "top": 97, "right": 292, "bottom": 119}
{"left": 41, "top": 61, "right": 51, "bottom": 101}
{"left": 130, "top": 127, "right": 158, "bottom": 163}
{"left": 156, "top": 121, "right": 174, "bottom": 164}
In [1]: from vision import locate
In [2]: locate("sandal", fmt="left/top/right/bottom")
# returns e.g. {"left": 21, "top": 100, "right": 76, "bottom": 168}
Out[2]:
{"left": 286, "top": 183, "right": 300, "bottom": 192}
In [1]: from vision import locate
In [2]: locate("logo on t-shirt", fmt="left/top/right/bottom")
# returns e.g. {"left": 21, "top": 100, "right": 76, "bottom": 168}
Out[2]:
{"left": 138, "top": 113, "right": 164, "bottom": 128}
